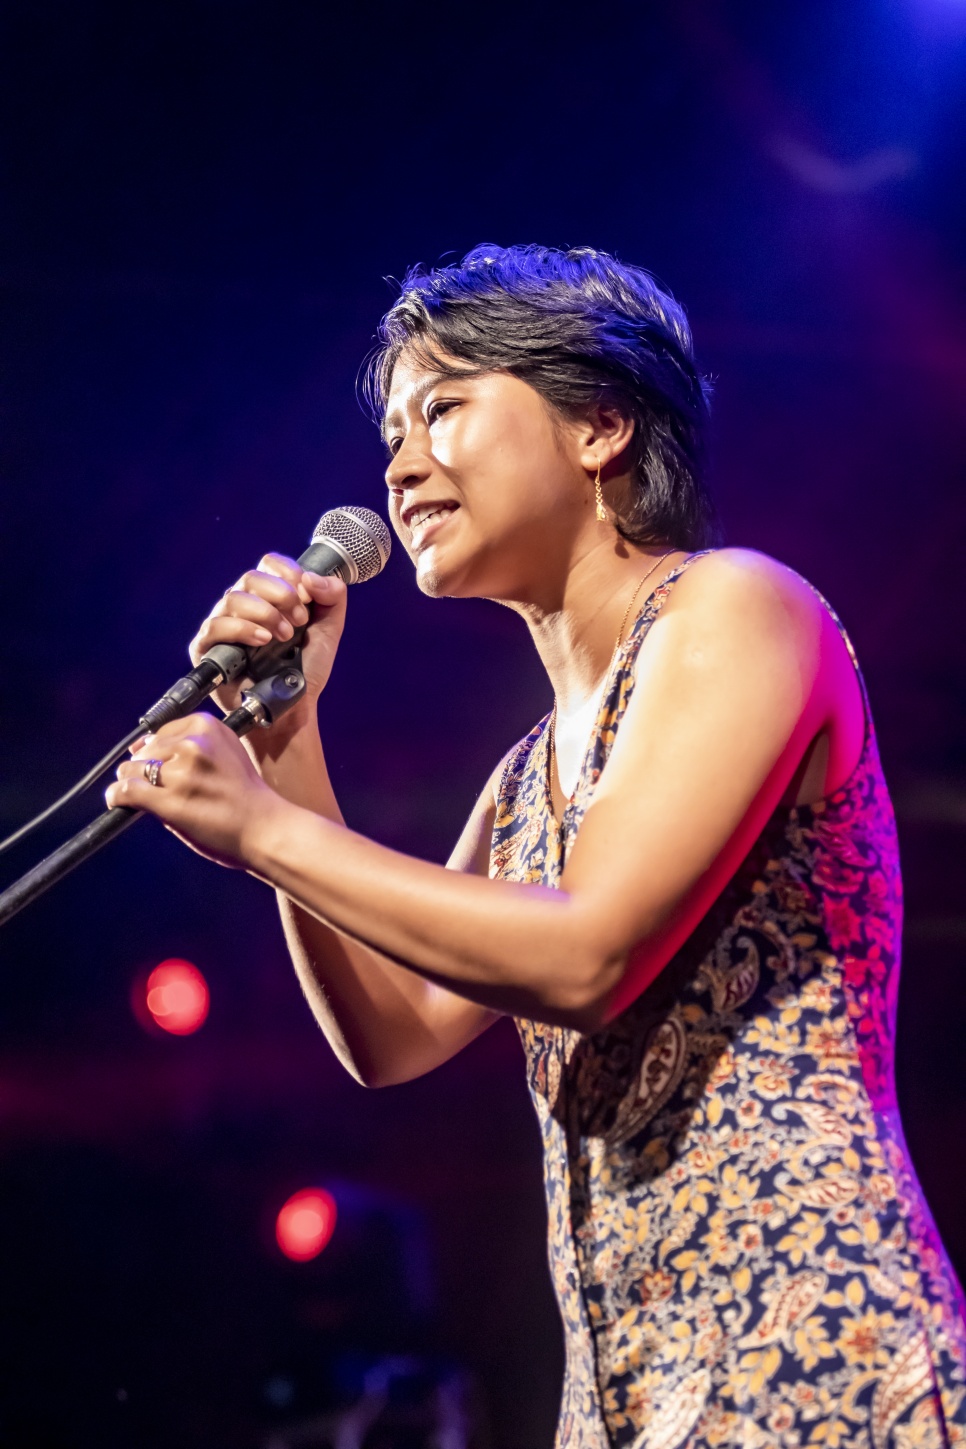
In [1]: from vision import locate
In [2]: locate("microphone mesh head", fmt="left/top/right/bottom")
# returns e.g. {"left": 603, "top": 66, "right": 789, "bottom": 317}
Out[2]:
{"left": 311, "top": 505, "right": 392, "bottom": 584}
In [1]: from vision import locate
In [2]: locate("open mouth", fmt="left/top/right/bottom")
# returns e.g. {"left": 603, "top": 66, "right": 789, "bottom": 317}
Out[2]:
{"left": 409, "top": 501, "right": 459, "bottom": 549}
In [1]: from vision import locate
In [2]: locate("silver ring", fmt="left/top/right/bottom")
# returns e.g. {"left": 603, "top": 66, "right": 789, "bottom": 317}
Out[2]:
{"left": 143, "top": 758, "right": 164, "bottom": 788}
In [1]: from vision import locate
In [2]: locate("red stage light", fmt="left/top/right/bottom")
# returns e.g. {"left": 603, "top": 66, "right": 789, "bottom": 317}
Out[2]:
{"left": 144, "top": 959, "right": 209, "bottom": 1035}
{"left": 275, "top": 1188, "right": 337, "bottom": 1262}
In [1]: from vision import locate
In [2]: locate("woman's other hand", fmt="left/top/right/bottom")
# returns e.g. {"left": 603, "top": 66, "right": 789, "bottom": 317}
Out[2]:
{"left": 106, "top": 713, "right": 288, "bottom": 868}
{"left": 188, "top": 554, "right": 347, "bottom": 721}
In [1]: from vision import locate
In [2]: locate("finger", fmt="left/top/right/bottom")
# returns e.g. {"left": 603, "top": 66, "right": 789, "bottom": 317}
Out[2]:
{"left": 236, "top": 563, "right": 316, "bottom": 621}
{"left": 189, "top": 607, "right": 274, "bottom": 664}
{"left": 191, "top": 611, "right": 275, "bottom": 660}
{"left": 221, "top": 589, "right": 302, "bottom": 639}
{"left": 256, "top": 552, "right": 304, "bottom": 585}
{"left": 130, "top": 713, "right": 218, "bottom": 755}
{"left": 116, "top": 756, "right": 158, "bottom": 783}
{"left": 254, "top": 552, "right": 318, "bottom": 604}
{"left": 119, "top": 742, "right": 178, "bottom": 782}
{"left": 190, "top": 579, "right": 286, "bottom": 663}
{"left": 230, "top": 573, "right": 311, "bottom": 630}
{"left": 235, "top": 567, "right": 308, "bottom": 609}
{"left": 250, "top": 554, "right": 330, "bottom": 611}
{"left": 301, "top": 572, "right": 346, "bottom": 606}
{"left": 106, "top": 716, "right": 232, "bottom": 812}
{"left": 106, "top": 771, "right": 183, "bottom": 815}
{"left": 241, "top": 571, "right": 312, "bottom": 626}
{"left": 209, "top": 572, "right": 308, "bottom": 628}
{"left": 109, "top": 751, "right": 177, "bottom": 808}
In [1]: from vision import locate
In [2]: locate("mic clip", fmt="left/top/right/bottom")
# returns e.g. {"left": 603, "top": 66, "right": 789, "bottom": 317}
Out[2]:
{"left": 229, "top": 648, "right": 307, "bottom": 733}
{"left": 141, "top": 628, "right": 309, "bottom": 734}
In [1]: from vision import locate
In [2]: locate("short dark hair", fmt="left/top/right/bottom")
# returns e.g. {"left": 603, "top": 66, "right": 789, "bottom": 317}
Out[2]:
{"left": 362, "top": 244, "right": 720, "bottom": 551}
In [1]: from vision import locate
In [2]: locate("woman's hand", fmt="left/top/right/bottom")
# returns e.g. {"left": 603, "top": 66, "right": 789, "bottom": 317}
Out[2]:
{"left": 189, "top": 554, "right": 348, "bottom": 721}
{"left": 105, "top": 713, "right": 290, "bottom": 869}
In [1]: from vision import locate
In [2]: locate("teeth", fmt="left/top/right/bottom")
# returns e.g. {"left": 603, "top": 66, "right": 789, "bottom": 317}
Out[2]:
{"left": 410, "top": 503, "right": 455, "bottom": 534}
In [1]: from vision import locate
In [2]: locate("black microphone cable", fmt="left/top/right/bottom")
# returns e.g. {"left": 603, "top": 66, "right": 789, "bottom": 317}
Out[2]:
{"left": 0, "top": 504, "right": 391, "bottom": 860}
{"left": 0, "top": 725, "right": 146, "bottom": 857}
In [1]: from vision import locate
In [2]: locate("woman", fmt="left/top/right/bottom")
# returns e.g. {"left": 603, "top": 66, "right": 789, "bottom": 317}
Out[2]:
{"left": 108, "top": 245, "right": 966, "bottom": 1448}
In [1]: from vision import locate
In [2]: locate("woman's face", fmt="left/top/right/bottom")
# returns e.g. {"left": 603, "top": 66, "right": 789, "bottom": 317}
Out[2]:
{"left": 383, "top": 350, "right": 591, "bottom": 603}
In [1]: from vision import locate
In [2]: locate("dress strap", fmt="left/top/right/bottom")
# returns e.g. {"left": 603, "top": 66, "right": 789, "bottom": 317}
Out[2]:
{"left": 618, "top": 555, "right": 875, "bottom": 788}
{"left": 804, "top": 581, "right": 874, "bottom": 735}
{"left": 494, "top": 550, "right": 715, "bottom": 837}
{"left": 620, "top": 549, "right": 715, "bottom": 662}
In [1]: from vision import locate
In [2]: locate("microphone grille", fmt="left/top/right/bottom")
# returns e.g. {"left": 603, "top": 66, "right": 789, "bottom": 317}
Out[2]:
{"left": 312, "top": 505, "right": 392, "bottom": 584}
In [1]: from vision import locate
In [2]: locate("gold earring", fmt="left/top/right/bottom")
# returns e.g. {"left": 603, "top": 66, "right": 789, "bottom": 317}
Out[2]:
{"left": 594, "top": 459, "right": 607, "bottom": 522}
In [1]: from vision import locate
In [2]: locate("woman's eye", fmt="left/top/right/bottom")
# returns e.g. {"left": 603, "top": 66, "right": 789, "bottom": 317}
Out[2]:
{"left": 427, "top": 399, "right": 458, "bottom": 425}
{"left": 386, "top": 436, "right": 403, "bottom": 457}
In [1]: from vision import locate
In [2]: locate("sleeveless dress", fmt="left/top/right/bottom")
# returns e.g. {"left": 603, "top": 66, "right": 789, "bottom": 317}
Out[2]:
{"left": 489, "top": 556, "right": 966, "bottom": 1449}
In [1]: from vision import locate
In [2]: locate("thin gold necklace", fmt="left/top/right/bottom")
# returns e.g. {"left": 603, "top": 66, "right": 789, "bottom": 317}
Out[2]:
{"left": 546, "top": 549, "right": 675, "bottom": 812}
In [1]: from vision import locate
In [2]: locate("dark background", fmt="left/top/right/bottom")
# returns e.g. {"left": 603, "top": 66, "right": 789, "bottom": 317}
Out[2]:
{"left": 1, "top": 2, "right": 965, "bottom": 1445}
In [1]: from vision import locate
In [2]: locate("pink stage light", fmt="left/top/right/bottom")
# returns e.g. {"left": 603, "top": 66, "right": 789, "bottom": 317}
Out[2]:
{"left": 275, "top": 1188, "right": 337, "bottom": 1262}
{"left": 144, "top": 959, "right": 210, "bottom": 1035}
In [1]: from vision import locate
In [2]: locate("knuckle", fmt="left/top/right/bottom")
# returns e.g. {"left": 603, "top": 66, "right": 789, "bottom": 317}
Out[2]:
{"left": 225, "top": 594, "right": 268, "bottom": 623}
{"left": 239, "top": 570, "right": 274, "bottom": 598}
{"left": 233, "top": 577, "right": 280, "bottom": 609}
{"left": 220, "top": 592, "right": 244, "bottom": 617}
{"left": 261, "top": 552, "right": 298, "bottom": 577}
{"left": 197, "top": 599, "right": 230, "bottom": 637}
{"left": 191, "top": 714, "right": 214, "bottom": 734}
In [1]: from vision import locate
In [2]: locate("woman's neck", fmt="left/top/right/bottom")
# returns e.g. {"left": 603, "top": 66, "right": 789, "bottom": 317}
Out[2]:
{"left": 515, "top": 541, "right": 684, "bottom": 717}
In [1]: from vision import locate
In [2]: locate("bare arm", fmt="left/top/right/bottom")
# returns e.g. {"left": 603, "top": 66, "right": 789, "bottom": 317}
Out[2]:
{"left": 179, "top": 552, "right": 497, "bottom": 1087}
{"left": 261, "top": 720, "right": 500, "bottom": 1086}
{"left": 110, "top": 550, "right": 863, "bottom": 1038}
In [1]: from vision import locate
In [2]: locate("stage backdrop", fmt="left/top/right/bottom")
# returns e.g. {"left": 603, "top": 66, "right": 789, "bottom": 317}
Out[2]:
{"left": 1, "top": 3, "right": 964, "bottom": 1445}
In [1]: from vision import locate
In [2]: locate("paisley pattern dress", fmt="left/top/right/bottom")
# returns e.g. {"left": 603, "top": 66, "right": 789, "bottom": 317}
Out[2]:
{"left": 490, "top": 556, "right": 966, "bottom": 1449}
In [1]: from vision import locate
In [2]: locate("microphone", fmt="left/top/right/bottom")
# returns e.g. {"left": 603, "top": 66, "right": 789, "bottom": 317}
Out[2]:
{"left": 141, "top": 505, "right": 392, "bottom": 733}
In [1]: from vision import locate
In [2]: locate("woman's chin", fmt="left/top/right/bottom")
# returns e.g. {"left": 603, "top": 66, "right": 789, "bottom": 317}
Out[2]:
{"left": 415, "top": 546, "right": 458, "bottom": 598}
{"left": 414, "top": 540, "right": 496, "bottom": 600}
{"left": 416, "top": 565, "right": 444, "bottom": 598}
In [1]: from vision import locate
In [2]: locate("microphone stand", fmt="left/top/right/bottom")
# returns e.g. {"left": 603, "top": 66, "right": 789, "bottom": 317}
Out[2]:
{"left": 0, "top": 660, "right": 306, "bottom": 928}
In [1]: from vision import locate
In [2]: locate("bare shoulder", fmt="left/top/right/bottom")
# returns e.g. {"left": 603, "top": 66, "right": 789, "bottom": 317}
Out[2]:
{"left": 671, "top": 547, "right": 821, "bottom": 610}
{"left": 661, "top": 548, "right": 828, "bottom": 649}
{"left": 620, "top": 547, "right": 839, "bottom": 721}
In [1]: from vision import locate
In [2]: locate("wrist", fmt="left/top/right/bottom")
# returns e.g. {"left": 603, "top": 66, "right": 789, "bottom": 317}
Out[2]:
{"left": 242, "top": 787, "right": 331, "bottom": 885}
{"left": 239, "top": 705, "right": 340, "bottom": 820}
{"left": 241, "top": 700, "right": 320, "bottom": 767}
{"left": 240, "top": 783, "right": 294, "bottom": 879}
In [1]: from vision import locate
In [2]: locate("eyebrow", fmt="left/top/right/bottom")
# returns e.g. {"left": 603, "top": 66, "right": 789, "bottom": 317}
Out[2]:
{"left": 381, "top": 371, "right": 448, "bottom": 441}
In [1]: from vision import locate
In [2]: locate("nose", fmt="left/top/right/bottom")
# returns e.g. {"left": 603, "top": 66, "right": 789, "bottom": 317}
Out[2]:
{"left": 384, "top": 427, "right": 432, "bottom": 496}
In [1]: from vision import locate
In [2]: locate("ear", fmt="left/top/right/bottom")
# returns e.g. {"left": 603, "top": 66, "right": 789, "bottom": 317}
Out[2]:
{"left": 575, "top": 402, "right": 635, "bottom": 476}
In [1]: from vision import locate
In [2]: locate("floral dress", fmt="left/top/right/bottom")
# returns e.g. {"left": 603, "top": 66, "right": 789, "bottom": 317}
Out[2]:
{"left": 489, "top": 556, "right": 966, "bottom": 1449}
